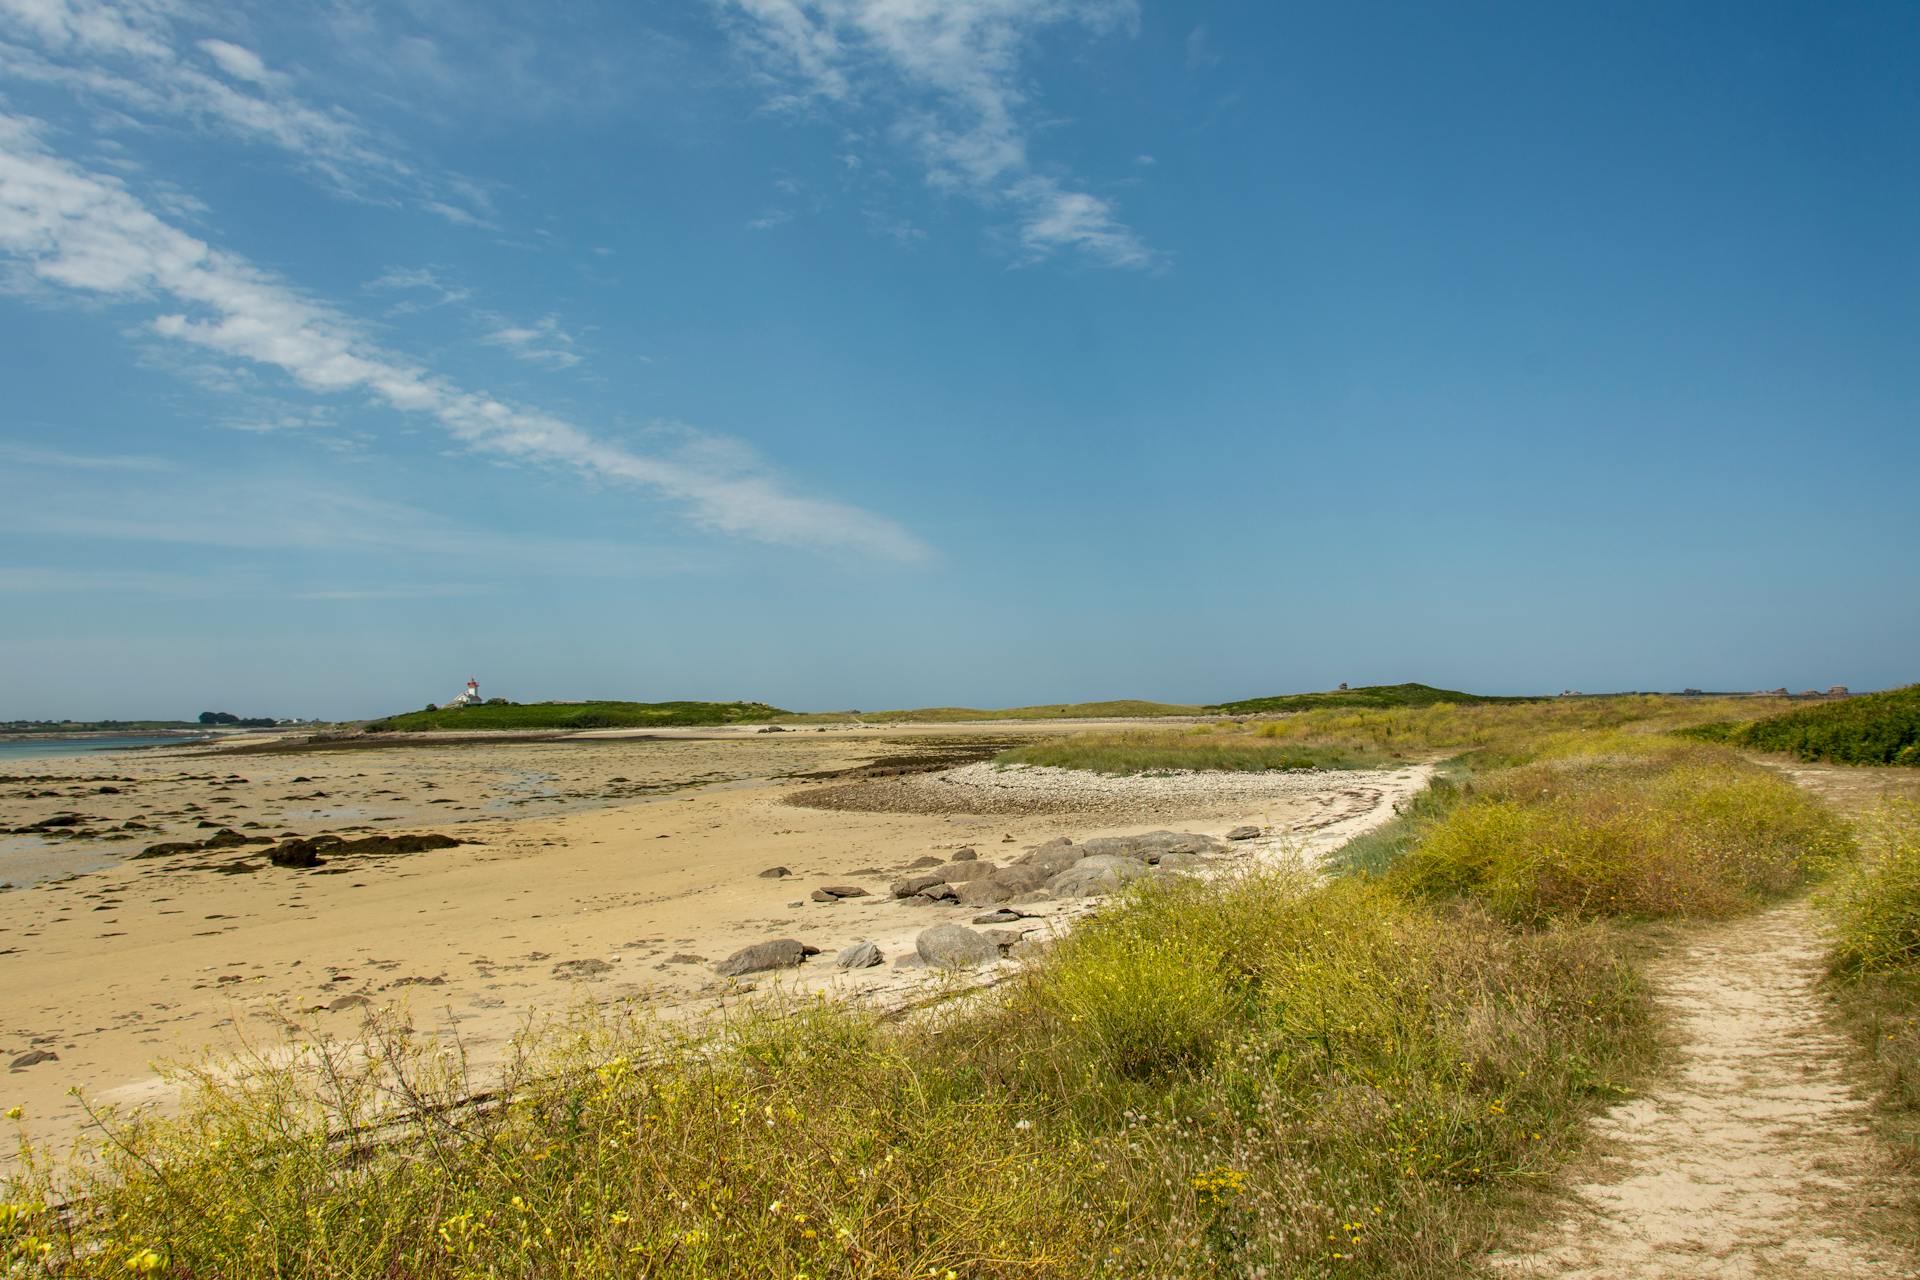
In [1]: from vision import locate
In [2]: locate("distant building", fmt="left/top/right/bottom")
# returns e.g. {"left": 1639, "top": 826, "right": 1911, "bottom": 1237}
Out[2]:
{"left": 1765, "top": 687, "right": 1789, "bottom": 696}
{"left": 1828, "top": 685, "right": 1850, "bottom": 697}
{"left": 1681, "top": 688, "right": 1703, "bottom": 696}
{"left": 441, "top": 677, "right": 482, "bottom": 710}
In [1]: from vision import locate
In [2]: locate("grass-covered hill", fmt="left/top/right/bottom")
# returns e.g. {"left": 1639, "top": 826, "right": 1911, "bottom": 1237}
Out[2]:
{"left": 1207, "top": 681, "right": 1539, "bottom": 716}
{"left": 1681, "top": 685, "right": 1920, "bottom": 766}
{"left": 364, "top": 701, "right": 787, "bottom": 733}
{"left": 776, "top": 699, "right": 1201, "bottom": 724}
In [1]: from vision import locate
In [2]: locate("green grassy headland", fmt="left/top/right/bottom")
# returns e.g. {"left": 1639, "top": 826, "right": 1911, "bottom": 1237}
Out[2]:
{"left": 1207, "top": 681, "right": 1540, "bottom": 716}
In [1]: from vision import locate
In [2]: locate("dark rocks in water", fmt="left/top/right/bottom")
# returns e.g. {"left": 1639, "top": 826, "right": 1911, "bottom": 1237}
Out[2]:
{"left": 714, "top": 938, "right": 818, "bottom": 977}
{"left": 9, "top": 1049, "right": 58, "bottom": 1070}
{"left": 757, "top": 866, "right": 793, "bottom": 879}
{"left": 1226, "top": 825, "right": 1262, "bottom": 841}
{"left": 915, "top": 924, "right": 998, "bottom": 969}
{"left": 835, "top": 940, "right": 884, "bottom": 969}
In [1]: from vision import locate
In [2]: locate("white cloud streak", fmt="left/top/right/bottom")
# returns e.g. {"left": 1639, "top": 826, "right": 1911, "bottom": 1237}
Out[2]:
{"left": 480, "top": 313, "right": 582, "bottom": 369}
{"left": 725, "top": 0, "right": 1156, "bottom": 269}
{"left": 0, "top": 114, "right": 929, "bottom": 563}
{"left": 0, "top": 0, "right": 493, "bottom": 224}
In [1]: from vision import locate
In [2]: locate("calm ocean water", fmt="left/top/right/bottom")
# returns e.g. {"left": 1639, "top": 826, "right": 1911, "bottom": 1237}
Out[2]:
{"left": 0, "top": 733, "right": 213, "bottom": 762}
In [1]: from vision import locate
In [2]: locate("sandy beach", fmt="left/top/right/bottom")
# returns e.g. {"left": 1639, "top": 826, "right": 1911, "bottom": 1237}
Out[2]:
{"left": 0, "top": 723, "right": 1427, "bottom": 1156}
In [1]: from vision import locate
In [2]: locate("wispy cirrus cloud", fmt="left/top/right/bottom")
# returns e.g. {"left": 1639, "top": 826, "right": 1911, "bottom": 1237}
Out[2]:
{"left": 723, "top": 0, "right": 1157, "bottom": 270}
{"left": 0, "top": 113, "right": 930, "bottom": 563}
{"left": 480, "top": 313, "right": 582, "bottom": 370}
{"left": 0, "top": 440, "right": 175, "bottom": 471}
{"left": 0, "top": 0, "right": 494, "bottom": 226}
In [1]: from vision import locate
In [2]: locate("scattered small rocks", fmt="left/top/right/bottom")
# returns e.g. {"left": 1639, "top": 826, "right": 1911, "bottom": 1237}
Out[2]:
{"left": 552, "top": 958, "right": 615, "bottom": 980}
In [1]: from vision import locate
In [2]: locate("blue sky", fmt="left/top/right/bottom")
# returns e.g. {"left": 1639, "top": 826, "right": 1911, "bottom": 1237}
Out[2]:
{"left": 1, "top": 0, "right": 1915, "bottom": 720}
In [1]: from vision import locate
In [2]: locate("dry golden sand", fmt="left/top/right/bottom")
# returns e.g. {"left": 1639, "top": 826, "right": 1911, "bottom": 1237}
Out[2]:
{"left": 0, "top": 723, "right": 1426, "bottom": 1158}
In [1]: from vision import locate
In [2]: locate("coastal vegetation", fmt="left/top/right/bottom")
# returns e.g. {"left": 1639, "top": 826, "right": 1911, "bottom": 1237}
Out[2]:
{"left": 1822, "top": 799, "right": 1920, "bottom": 1160}
{"left": 8, "top": 695, "right": 1885, "bottom": 1278}
{"left": 363, "top": 701, "right": 788, "bottom": 733}
{"left": 1681, "top": 685, "right": 1920, "bottom": 766}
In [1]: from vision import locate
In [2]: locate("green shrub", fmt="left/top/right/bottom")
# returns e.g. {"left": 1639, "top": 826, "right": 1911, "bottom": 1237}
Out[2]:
{"left": 1685, "top": 685, "right": 1920, "bottom": 766}
{"left": 1390, "top": 746, "right": 1851, "bottom": 924}
{"left": 1827, "top": 802, "right": 1920, "bottom": 973}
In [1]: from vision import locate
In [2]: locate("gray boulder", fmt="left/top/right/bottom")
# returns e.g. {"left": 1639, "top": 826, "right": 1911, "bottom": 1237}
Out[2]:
{"left": 949, "top": 847, "right": 978, "bottom": 861}
{"left": 757, "top": 866, "right": 792, "bottom": 879}
{"left": 1156, "top": 851, "right": 1206, "bottom": 871}
{"left": 953, "top": 878, "right": 1012, "bottom": 907}
{"left": 972, "top": 909, "right": 1026, "bottom": 924}
{"left": 835, "top": 941, "right": 884, "bottom": 969}
{"left": 1226, "top": 825, "right": 1262, "bottom": 841}
{"left": 1014, "top": 837, "right": 1074, "bottom": 866}
{"left": 812, "top": 884, "right": 870, "bottom": 901}
{"left": 915, "top": 923, "right": 999, "bottom": 969}
{"left": 714, "top": 938, "right": 817, "bottom": 976}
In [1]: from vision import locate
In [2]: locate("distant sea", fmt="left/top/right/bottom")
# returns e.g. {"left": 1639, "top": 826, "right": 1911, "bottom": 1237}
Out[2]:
{"left": 0, "top": 734, "right": 213, "bottom": 762}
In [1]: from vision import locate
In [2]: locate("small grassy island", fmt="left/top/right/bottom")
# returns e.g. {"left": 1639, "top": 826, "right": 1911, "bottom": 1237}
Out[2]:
{"left": 364, "top": 700, "right": 788, "bottom": 733}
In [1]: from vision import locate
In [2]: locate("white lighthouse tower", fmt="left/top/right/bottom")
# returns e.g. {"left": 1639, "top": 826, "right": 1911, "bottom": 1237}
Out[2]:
{"left": 445, "top": 677, "right": 482, "bottom": 709}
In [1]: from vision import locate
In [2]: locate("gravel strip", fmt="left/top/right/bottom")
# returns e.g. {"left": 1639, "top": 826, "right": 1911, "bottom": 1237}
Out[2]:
{"left": 789, "top": 760, "right": 1417, "bottom": 819}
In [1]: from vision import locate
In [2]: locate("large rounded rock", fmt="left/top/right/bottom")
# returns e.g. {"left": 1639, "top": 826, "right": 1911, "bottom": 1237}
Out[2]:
{"left": 915, "top": 924, "right": 999, "bottom": 969}
{"left": 1048, "top": 855, "right": 1150, "bottom": 899}
{"left": 714, "top": 938, "right": 817, "bottom": 976}
{"left": 938, "top": 859, "right": 997, "bottom": 883}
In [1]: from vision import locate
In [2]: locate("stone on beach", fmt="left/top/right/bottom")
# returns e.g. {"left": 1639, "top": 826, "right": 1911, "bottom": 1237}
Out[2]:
{"left": 1226, "top": 824, "right": 1262, "bottom": 841}
{"left": 915, "top": 923, "right": 999, "bottom": 969}
{"left": 714, "top": 938, "right": 818, "bottom": 976}
{"left": 835, "top": 941, "right": 884, "bottom": 969}
{"left": 757, "top": 866, "right": 792, "bottom": 879}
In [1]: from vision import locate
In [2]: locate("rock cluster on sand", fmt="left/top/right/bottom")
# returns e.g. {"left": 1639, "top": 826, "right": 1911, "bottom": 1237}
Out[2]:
{"left": 886, "top": 830, "right": 1227, "bottom": 908}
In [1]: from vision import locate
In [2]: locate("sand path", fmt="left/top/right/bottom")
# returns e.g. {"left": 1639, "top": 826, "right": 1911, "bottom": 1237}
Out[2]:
{"left": 1498, "top": 762, "right": 1920, "bottom": 1279}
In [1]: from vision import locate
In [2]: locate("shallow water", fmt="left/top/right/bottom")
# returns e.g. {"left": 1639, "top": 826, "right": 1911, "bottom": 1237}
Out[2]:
{"left": 0, "top": 734, "right": 212, "bottom": 762}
